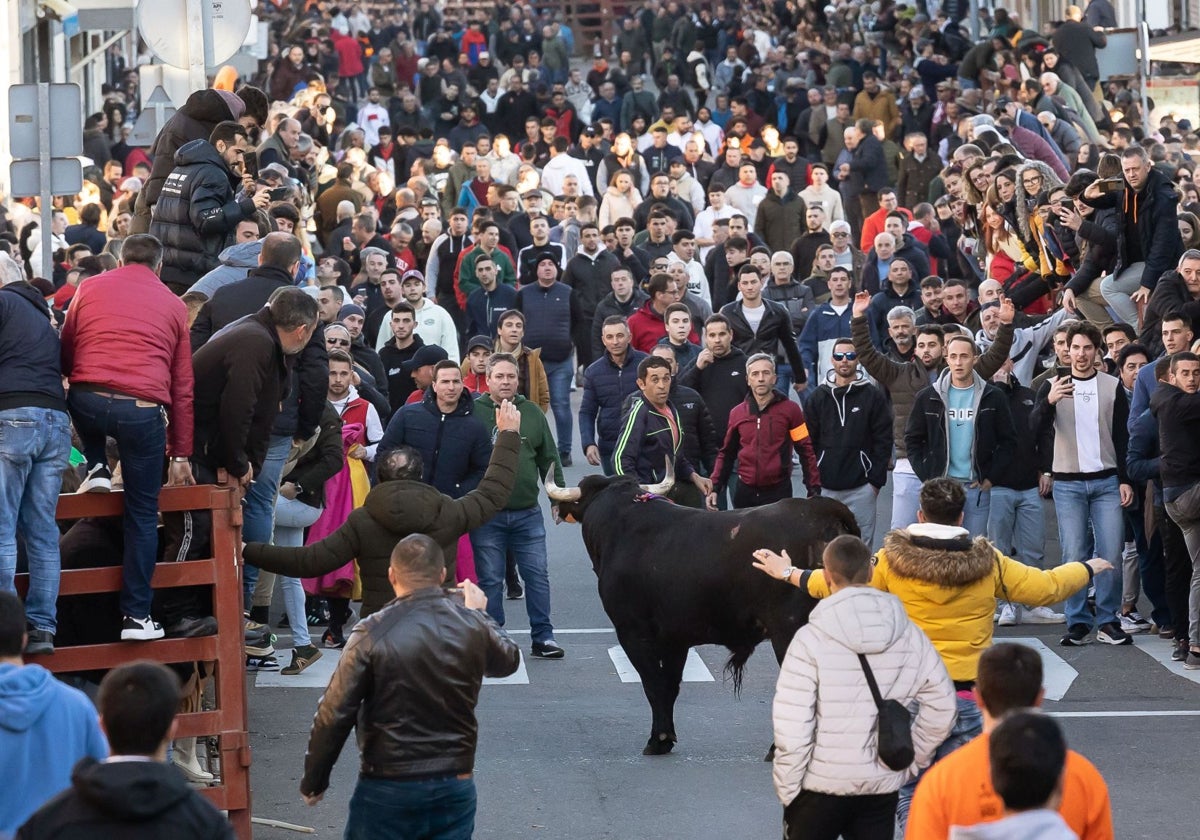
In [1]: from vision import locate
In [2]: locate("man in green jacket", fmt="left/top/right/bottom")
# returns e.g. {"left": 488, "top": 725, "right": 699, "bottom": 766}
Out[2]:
{"left": 472, "top": 352, "right": 567, "bottom": 658}
{"left": 242, "top": 401, "right": 522, "bottom": 617}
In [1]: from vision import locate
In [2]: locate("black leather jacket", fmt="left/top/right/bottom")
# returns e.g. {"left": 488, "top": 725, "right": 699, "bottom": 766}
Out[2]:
{"left": 301, "top": 588, "right": 520, "bottom": 795}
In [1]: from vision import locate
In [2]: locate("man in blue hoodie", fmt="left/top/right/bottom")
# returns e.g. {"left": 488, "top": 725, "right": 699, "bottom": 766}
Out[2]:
{"left": 0, "top": 593, "right": 108, "bottom": 833}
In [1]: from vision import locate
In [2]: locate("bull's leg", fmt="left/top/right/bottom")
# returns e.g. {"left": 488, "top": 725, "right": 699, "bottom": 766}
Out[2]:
{"left": 657, "top": 645, "right": 689, "bottom": 747}
{"left": 617, "top": 632, "right": 677, "bottom": 756}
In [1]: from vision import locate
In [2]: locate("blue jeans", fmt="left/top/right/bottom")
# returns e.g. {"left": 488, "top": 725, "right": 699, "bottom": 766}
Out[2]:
{"left": 69, "top": 390, "right": 166, "bottom": 619}
{"left": 344, "top": 775, "right": 476, "bottom": 840}
{"left": 896, "top": 694, "right": 982, "bottom": 826}
{"left": 541, "top": 357, "right": 574, "bottom": 456}
{"left": 241, "top": 434, "right": 294, "bottom": 605}
{"left": 470, "top": 507, "right": 554, "bottom": 642}
{"left": 890, "top": 467, "right": 922, "bottom": 530}
{"left": 987, "top": 486, "right": 1045, "bottom": 568}
{"left": 0, "top": 408, "right": 71, "bottom": 631}
{"left": 776, "top": 364, "right": 794, "bottom": 396}
{"left": 1054, "top": 477, "right": 1124, "bottom": 629}
{"left": 273, "top": 494, "right": 323, "bottom": 648}
{"left": 960, "top": 482, "right": 991, "bottom": 538}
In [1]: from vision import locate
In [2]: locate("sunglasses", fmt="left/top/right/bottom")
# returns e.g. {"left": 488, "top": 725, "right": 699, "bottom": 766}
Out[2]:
{"left": 831, "top": 231, "right": 850, "bottom": 237}
{"left": 327, "top": 338, "right": 351, "bottom": 347}
{"left": 831, "top": 351, "right": 858, "bottom": 361}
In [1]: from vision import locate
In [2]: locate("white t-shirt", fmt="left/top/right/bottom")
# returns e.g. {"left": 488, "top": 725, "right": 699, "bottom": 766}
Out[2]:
{"left": 742, "top": 302, "right": 766, "bottom": 334}
{"left": 1072, "top": 375, "right": 1104, "bottom": 472}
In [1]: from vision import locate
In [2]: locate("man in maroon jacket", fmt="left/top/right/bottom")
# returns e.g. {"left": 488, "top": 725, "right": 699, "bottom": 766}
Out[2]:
{"left": 707, "top": 353, "right": 822, "bottom": 509}
{"left": 60, "top": 234, "right": 195, "bottom": 642}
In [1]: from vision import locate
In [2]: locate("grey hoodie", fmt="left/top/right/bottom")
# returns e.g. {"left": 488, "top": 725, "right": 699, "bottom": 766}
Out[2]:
{"left": 188, "top": 239, "right": 263, "bottom": 298}
{"left": 950, "top": 809, "right": 1079, "bottom": 840}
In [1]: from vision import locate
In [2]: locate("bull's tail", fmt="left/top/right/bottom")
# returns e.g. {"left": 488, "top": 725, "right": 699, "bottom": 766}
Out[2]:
{"left": 723, "top": 643, "right": 756, "bottom": 697}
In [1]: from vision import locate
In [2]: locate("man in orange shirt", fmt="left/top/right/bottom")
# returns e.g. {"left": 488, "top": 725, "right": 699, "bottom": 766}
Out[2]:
{"left": 905, "top": 643, "right": 1113, "bottom": 840}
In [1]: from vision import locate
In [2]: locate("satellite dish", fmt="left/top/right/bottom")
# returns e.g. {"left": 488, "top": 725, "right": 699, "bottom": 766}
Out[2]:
{"left": 137, "top": 0, "right": 252, "bottom": 69}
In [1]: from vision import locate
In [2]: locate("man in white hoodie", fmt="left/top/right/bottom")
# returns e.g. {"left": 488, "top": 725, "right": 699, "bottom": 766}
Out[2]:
{"left": 766, "top": 535, "right": 956, "bottom": 840}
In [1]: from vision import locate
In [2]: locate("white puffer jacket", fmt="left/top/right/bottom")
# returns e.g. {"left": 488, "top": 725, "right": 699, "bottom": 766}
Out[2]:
{"left": 772, "top": 585, "right": 956, "bottom": 805}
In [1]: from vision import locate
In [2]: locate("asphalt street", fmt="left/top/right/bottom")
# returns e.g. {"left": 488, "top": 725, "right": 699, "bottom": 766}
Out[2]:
{"left": 244, "top": 395, "right": 1200, "bottom": 839}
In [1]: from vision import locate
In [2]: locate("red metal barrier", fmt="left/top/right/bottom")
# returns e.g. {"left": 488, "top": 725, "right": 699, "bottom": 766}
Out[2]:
{"left": 15, "top": 484, "right": 252, "bottom": 839}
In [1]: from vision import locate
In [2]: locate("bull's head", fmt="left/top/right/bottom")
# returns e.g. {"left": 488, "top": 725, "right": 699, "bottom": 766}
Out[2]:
{"left": 546, "top": 458, "right": 675, "bottom": 524}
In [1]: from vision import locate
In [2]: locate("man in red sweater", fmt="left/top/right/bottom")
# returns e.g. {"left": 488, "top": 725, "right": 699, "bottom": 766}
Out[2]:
{"left": 60, "top": 234, "right": 196, "bottom": 642}
{"left": 707, "top": 353, "right": 822, "bottom": 509}
{"left": 628, "top": 273, "right": 699, "bottom": 352}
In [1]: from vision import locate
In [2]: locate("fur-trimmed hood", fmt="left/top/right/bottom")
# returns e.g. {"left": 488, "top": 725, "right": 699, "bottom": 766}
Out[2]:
{"left": 883, "top": 523, "right": 997, "bottom": 589}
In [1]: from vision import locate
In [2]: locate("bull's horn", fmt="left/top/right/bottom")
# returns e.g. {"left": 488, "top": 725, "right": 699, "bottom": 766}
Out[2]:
{"left": 639, "top": 456, "right": 675, "bottom": 495}
{"left": 545, "top": 467, "right": 582, "bottom": 502}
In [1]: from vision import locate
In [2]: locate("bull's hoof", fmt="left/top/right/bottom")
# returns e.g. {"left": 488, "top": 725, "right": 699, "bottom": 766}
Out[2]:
{"left": 642, "top": 733, "right": 676, "bottom": 756}
{"left": 764, "top": 743, "right": 776, "bottom": 762}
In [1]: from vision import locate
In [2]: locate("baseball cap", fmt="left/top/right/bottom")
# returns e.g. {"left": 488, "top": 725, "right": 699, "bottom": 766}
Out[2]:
{"left": 582, "top": 126, "right": 597, "bottom": 137}
{"left": 908, "top": 86, "right": 925, "bottom": 100}
{"left": 402, "top": 344, "right": 450, "bottom": 372}
{"left": 467, "top": 334, "right": 493, "bottom": 352}
{"left": 400, "top": 269, "right": 425, "bottom": 284}
{"left": 995, "top": 96, "right": 1014, "bottom": 110}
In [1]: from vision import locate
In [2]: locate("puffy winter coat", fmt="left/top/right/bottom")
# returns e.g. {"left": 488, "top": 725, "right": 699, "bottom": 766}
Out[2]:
{"left": 772, "top": 586, "right": 955, "bottom": 804}
{"left": 712, "top": 390, "right": 821, "bottom": 495}
{"left": 579, "top": 350, "right": 648, "bottom": 454}
{"left": 188, "top": 239, "right": 262, "bottom": 298}
{"left": 804, "top": 524, "right": 1093, "bottom": 681}
{"left": 149, "top": 139, "right": 256, "bottom": 293}
{"left": 377, "top": 387, "right": 492, "bottom": 498}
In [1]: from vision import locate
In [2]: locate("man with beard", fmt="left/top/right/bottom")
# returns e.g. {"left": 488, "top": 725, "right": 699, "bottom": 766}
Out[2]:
{"left": 851, "top": 292, "right": 1015, "bottom": 530}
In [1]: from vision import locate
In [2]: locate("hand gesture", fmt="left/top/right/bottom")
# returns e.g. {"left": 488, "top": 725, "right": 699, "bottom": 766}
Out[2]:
{"left": 166, "top": 459, "right": 195, "bottom": 487}
{"left": 696, "top": 348, "right": 715, "bottom": 369}
{"left": 1048, "top": 374, "right": 1074, "bottom": 405}
{"left": 751, "top": 548, "right": 792, "bottom": 580}
{"left": 347, "top": 444, "right": 368, "bottom": 460}
{"left": 705, "top": 491, "right": 718, "bottom": 510}
{"left": 279, "top": 481, "right": 299, "bottom": 500}
{"left": 1060, "top": 288, "right": 1077, "bottom": 314}
{"left": 585, "top": 445, "right": 602, "bottom": 466}
{"left": 302, "top": 791, "right": 324, "bottom": 806}
{"left": 852, "top": 290, "right": 871, "bottom": 319}
{"left": 1056, "top": 203, "right": 1083, "bottom": 230}
{"left": 1119, "top": 483, "right": 1135, "bottom": 508}
{"left": 252, "top": 188, "right": 271, "bottom": 209}
{"left": 496, "top": 399, "right": 521, "bottom": 432}
{"left": 238, "top": 465, "right": 255, "bottom": 488}
{"left": 1131, "top": 287, "right": 1151, "bottom": 305}
{"left": 1086, "top": 557, "right": 1114, "bottom": 574}
{"left": 459, "top": 579, "right": 488, "bottom": 611}
{"left": 997, "top": 295, "right": 1015, "bottom": 325}
{"left": 692, "top": 474, "right": 713, "bottom": 495}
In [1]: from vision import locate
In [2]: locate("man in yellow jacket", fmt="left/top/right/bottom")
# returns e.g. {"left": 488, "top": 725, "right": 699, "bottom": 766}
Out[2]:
{"left": 753, "top": 476, "right": 1112, "bottom": 828}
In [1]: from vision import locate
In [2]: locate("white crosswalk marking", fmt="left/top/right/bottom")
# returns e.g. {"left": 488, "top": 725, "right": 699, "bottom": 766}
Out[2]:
{"left": 255, "top": 649, "right": 341, "bottom": 689}
{"left": 1006, "top": 637, "right": 1078, "bottom": 701}
{"left": 1134, "top": 635, "right": 1200, "bottom": 686}
{"left": 607, "top": 645, "right": 715, "bottom": 683}
{"left": 484, "top": 652, "right": 529, "bottom": 685}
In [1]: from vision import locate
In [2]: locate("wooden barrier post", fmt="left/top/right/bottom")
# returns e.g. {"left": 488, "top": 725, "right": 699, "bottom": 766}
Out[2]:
{"left": 16, "top": 484, "right": 252, "bottom": 838}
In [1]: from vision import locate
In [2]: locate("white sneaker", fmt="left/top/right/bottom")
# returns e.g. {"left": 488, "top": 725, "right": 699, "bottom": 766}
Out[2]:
{"left": 1023, "top": 606, "right": 1066, "bottom": 625}
{"left": 1119, "top": 611, "right": 1152, "bottom": 633}
{"left": 121, "top": 615, "right": 164, "bottom": 641}
{"left": 172, "top": 737, "right": 214, "bottom": 785}
{"left": 997, "top": 603, "right": 1018, "bottom": 626}
{"left": 79, "top": 464, "right": 112, "bottom": 493}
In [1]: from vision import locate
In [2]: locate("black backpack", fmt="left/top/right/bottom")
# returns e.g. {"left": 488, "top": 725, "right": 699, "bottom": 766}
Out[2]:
{"left": 858, "top": 653, "right": 915, "bottom": 771}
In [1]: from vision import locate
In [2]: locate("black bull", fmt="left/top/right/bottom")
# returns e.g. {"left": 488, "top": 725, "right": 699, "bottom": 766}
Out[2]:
{"left": 549, "top": 472, "right": 859, "bottom": 756}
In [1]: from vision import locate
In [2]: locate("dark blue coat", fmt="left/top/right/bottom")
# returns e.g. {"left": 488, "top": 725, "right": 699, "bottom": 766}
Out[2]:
{"left": 377, "top": 387, "right": 491, "bottom": 498}
{"left": 579, "top": 350, "right": 648, "bottom": 454}
{"left": 0, "top": 282, "right": 67, "bottom": 413}
{"left": 465, "top": 283, "right": 518, "bottom": 338}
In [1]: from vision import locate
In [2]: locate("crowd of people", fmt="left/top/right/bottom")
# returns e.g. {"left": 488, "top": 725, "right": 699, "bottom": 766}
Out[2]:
{"left": 0, "top": 0, "right": 1195, "bottom": 834}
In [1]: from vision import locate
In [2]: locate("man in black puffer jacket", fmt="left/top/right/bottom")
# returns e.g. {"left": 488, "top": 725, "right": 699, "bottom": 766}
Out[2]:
{"left": 131, "top": 86, "right": 268, "bottom": 235}
{"left": 580, "top": 316, "right": 648, "bottom": 474}
{"left": 150, "top": 121, "right": 270, "bottom": 295}
{"left": 376, "top": 361, "right": 492, "bottom": 498}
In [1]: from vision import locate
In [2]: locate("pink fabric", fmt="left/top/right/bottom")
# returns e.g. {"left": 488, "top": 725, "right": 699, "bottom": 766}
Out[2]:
{"left": 456, "top": 535, "right": 477, "bottom": 584}
{"left": 303, "top": 422, "right": 364, "bottom": 596}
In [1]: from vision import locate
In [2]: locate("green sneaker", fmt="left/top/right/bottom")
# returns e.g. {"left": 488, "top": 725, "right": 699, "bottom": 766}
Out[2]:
{"left": 282, "top": 645, "right": 323, "bottom": 675}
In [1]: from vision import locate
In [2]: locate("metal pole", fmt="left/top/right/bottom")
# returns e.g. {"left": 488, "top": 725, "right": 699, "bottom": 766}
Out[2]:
{"left": 38, "top": 81, "right": 53, "bottom": 282}
{"left": 1138, "top": 1, "right": 1152, "bottom": 139}
{"left": 185, "top": 0, "right": 207, "bottom": 92}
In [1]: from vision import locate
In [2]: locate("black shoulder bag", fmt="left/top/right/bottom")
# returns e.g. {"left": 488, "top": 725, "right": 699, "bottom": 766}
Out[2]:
{"left": 857, "top": 653, "right": 915, "bottom": 771}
